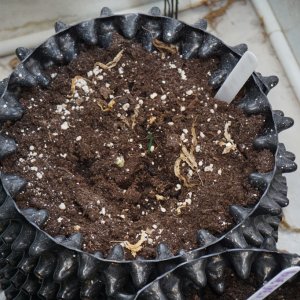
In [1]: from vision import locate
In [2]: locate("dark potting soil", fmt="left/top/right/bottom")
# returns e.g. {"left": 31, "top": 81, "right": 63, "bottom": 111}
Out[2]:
{"left": 263, "top": 277, "right": 300, "bottom": 300}
{"left": 1, "top": 34, "right": 274, "bottom": 258}
{"left": 202, "top": 269, "right": 300, "bottom": 300}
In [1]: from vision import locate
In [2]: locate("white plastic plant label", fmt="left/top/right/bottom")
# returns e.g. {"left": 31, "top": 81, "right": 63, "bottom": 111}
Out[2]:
{"left": 215, "top": 51, "right": 258, "bottom": 103}
{"left": 247, "top": 266, "right": 300, "bottom": 300}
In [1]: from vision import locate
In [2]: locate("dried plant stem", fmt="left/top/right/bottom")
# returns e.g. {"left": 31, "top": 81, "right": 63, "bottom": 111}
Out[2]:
{"left": 203, "top": 0, "right": 236, "bottom": 26}
{"left": 94, "top": 49, "right": 124, "bottom": 70}
{"left": 280, "top": 216, "right": 300, "bottom": 233}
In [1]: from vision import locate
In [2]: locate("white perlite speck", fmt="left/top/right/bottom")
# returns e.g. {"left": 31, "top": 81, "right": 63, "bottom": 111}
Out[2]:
{"left": 150, "top": 93, "right": 158, "bottom": 99}
{"left": 55, "top": 104, "right": 69, "bottom": 115}
{"left": 29, "top": 145, "right": 35, "bottom": 151}
{"left": 59, "top": 203, "right": 66, "bottom": 210}
{"left": 115, "top": 155, "right": 125, "bottom": 168}
{"left": 36, "top": 172, "right": 43, "bottom": 179}
{"left": 57, "top": 217, "right": 63, "bottom": 223}
{"left": 160, "top": 206, "right": 166, "bottom": 213}
{"left": 195, "top": 145, "right": 201, "bottom": 153}
{"left": 61, "top": 121, "right": 69, "bottom": 130}
{"left": 93, "top": 66, "right": 101, "bottom": 76}
{"left": 76, "top": 136, "right": 82, "bottom": 141}
{"left": 204, "top": 164, "right": 214, "bottom": 172}
{"left": 82, "top": 85, "right": 89, "bottom": 94}
{"left": 87, "top": 70, "right": 93, "bottom": 77}
{"left": 122, "top": 103, "right": 130, "bottom": 111}
{"left": 175, "top": 184, "right": 182, "bottom": 191}
{"left": 161, "top": 95, "right": 167, "bottom": 100}
{"left": 185, "top": 198, "right": 192, "bottom": 205}
{"left": 186, "top": 90, "right": 193, "bottom": 95}
{"left": 200, "top": 132, "right": 205, "bottom": 138}
{"left": 218, "top": 169, "right": 222, "bottom": 175}
{"left": 75, "top": 78, "right": 88, "bottom": 89}
{"left": 178, "top": 68, "right": 187, "bottom": 80}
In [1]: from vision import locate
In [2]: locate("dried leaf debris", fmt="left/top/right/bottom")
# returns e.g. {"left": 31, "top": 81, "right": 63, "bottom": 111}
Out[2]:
{"left": 203, "top": 0, "right": 236, "bottom": 26}
{"left": 95, "top": 49, "right": 124, "bottom": 70}
{"left": 131, "top": 104, "right": 140, "bottom": 129}
{"left": 176, "top": 203, "right": 187, "bottom": 215}
{"left": 174, "top": 122, "right": 201, "bottom": 187}
{"left": 180, "top": 145, "right": 198, "bottom": 170}
{"left": 153, "top": 39, "right": 178, "bottom": 58}
{"left": 280, "top": 215, "right": 300, "bottom": 233}
{"left": 116, "top": 230, "right": 147, "bottom": 257}
{"left": 218, "top": 121, "right": 237, "bottom": 154}
{"left": 97, "top": 99, "right": 116, "bottom": 112}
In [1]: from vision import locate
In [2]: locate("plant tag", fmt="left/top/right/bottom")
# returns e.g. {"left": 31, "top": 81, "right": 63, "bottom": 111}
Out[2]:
{"left": 247, "top": 266, "right": 300, "bottom": 300}
{"left": 215, "top": 51, "right": 258, "bottom": 103}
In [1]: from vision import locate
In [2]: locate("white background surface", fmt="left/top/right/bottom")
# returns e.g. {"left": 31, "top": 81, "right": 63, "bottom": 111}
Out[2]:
{"left": 0, "top": 0, "right": 299, "bottom": 256}
{"left": 269, "top": 0, "right": 300, "bottom": 66}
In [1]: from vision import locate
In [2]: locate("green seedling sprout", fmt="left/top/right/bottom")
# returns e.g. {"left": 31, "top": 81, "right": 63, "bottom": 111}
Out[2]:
{"left": 147, "top": 132, "right": 154, "bottom": 153}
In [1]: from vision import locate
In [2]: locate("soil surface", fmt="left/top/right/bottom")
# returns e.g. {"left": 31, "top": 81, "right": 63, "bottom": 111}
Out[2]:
{"left": 264, "top": 277, "right": 300, "bottom": 300}
{"left": 202, "top": 269, "right": 300, "bottom": 300}
{"left": 1, "top": 34, "right": 274, "bottom": 258}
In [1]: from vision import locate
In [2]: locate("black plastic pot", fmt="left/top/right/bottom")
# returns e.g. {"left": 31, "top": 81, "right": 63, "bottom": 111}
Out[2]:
{"left": 0, "top": 6, "right": 297, "bottom": 299}
{"left": 135, "top": 242, "right": 300, "bottom": 299}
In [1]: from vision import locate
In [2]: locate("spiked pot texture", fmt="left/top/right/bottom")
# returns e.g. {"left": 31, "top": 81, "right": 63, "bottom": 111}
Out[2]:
{"left": 0, "top": 6, "right": 297, "bottom": 299}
